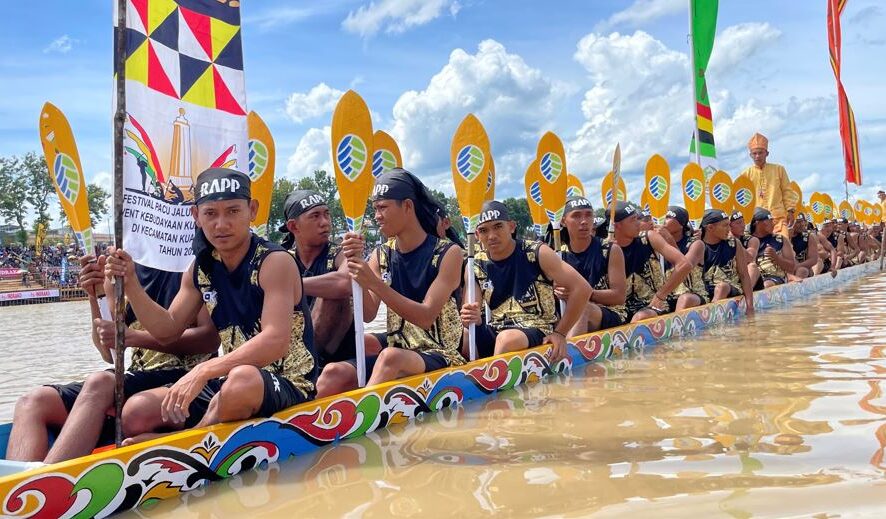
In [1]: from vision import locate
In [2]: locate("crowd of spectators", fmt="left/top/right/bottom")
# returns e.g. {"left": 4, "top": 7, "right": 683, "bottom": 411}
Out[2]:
{"left": 1, "top": 244, "right": 85, "bottom": 288}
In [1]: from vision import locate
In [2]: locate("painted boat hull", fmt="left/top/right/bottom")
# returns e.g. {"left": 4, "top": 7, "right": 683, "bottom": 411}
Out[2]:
{"left": 0, "top": 262, "right": 878, "bottom": 518}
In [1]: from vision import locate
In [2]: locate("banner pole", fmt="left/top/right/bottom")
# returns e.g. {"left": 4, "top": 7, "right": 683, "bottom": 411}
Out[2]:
{"left": 112, "top": 0, "right": 128, "bottom": 447}
{"left": 688, "top": 0, "right": 701, "bottom": 167}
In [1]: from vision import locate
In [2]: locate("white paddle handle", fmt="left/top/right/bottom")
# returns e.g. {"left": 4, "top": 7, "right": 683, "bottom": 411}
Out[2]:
{"left": 467, "top": 257, "right": 478, "bottom": 362}
{"left": 97, "top": 296, "right": 116, "bottom": 363}
{"left": 352, "top": 279, "right": 366, "bottom": 387}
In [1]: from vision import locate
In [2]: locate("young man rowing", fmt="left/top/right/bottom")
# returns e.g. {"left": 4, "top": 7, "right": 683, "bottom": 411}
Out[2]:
{"left": 557, "top": 196, "right": 627, "bottom": 333}
{"left": 788, "top": 212, "right": 819, "bottom": 279}
{"left": 107, "top": 168, "right": 317, "bottom": 443}
{"left": 662, "top": 206, "right": 708, "bottom": 311}
{"left": 694, "top": 209, "right": 755, "bottom": 313}
{"left": 279, "top": 190, "right": 355, "bottom": 366}
{"left": 746, "top": 208, "right": 797, "bottom": 289}
{"left": 462, "top": 200, "right": 591, "bottom": 361}
{"left": 316, "top": 169, "right": 465, "bottom": 397}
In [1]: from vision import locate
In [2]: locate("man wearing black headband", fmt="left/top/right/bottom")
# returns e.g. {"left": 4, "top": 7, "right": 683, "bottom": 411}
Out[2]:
{"left": 279, "top": 190, "right": 355, "bottom": 366}
{"left": 609, "top": 201, "right": 692, "bottom": 322}
{"left": 556, "top": 196, "right": 627, "bottom": 333}
{"left": 695, "top": 209, "right": 754, "bottom": 311}
{"left": 106, "top": 167, "right": 317, "bottom": 443}
{"left": 661, "top": 205, "right": 708, "bottom": 311}
{"left": 316, "top": 169, "right": 465, "bottom": 396}
{"left": 746, "top": 207, "right": 796, "bottom": 289}
{"left": 788, "top": 213, "right": 818, "bottom": 279}
{"left": 729, "top": 211, "right": 752, "bottom": 252}
{"left": 462, "top": 200, "right": 590, "bottom": 362}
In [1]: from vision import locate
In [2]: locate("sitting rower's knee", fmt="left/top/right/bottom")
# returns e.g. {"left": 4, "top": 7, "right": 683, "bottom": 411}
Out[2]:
{"left": 121, "top": 392, "right": 164, "bottom": 437}
{"left": 316, "top": 363, "right": 357, "bottom": 398}
{"left": 14, "top": 387, "right": 64, "bottom": 422}
{"left": 494, "top": 329, "right": 529, "bottom": 355}
{"left": 80, "top": 371, "right": 116, "bottom": 403}
{"left": 217, "top": 366, "right": 264, "bottom": 421}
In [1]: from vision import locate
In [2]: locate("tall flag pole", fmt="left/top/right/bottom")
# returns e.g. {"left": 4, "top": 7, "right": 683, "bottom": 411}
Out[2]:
{"left": 688, "top": 0, "right": 719, "bottom": 184}
{"left": 827, "top": 0, "right": 862, "bottom": 185}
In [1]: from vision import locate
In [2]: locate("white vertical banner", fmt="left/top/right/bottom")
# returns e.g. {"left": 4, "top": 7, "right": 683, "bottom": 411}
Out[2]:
{"left": 114, "top": 0, "right": 248, "bottom": 271}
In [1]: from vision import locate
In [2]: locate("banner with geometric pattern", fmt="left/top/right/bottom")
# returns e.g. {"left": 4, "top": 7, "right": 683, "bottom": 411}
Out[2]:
{"left": 115, "top": 0, "right": 248, "bottom": 272}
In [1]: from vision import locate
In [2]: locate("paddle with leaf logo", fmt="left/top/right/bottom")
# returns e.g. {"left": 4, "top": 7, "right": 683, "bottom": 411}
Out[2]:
{"left": 331, "top": 90, "right": 375, "bottom": 387}
{"left": 450, "top": 114, "right": 493, "bottom": 361}
{"left": 607, "top": 144, "right": 622, "bottom": 240}
{"left": 525, "top": 159, "right": 548, "bottom": 237}
{"left": 372, "top": 130, "right": 402, "bottom": 178}
{"left": 708, "top": 170, "right": 733, "bottom": 213}
{"left": 681, "top": 162, "right": 706, "bottom": 227}
{"left": 247, "top": 111, "right": 276, "bottom": 237}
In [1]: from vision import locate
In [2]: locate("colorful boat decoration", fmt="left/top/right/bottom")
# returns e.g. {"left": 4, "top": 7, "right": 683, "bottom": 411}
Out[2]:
{"left": 0, "top": 261, "right": 878, "bottom": 518}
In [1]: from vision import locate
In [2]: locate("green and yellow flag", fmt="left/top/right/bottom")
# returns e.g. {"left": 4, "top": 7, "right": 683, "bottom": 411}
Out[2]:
{"left": 688, "top": 0, "right": 719, "bottom": 180}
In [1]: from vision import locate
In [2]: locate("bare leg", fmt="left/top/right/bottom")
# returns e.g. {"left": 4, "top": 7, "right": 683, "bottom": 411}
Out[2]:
{"left": 631, "top": 308, "right": 661, "bottom": 323}
{"left": 7, "top": 387, "right": 68, "bottom": 461}
{"left": 493, "top": 329, "right": 530, "bottom": 356}
{"left": 366, "top": 348, "right": 426, "bottom": 386}
{"left": 44, "top": 371, "right": 116, "bottom": 463}
{"left": 194, "top": 366, "right": 265, "bottom": 427}
{"left": 712, "top": 282, "right": 732, "bottom": 302}
{"left": 312, "top": 298, "right": 352, "bottom": 358}
{"left": 676, "top": 293, "right": 703, "bottom": 311}
{"left": 747, "top": 263, "right": 761, "bottom": 289}
{"left": 316, "top": 362, "right": 359, "bottom": 398}
{"left": 120, "top": 387, "right": 185, "bottom": 446}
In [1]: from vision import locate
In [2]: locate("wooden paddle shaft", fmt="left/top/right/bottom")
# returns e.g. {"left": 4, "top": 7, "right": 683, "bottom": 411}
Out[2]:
{"left": 112, "top": 0, "right": 127, "bottom": 447}
{"left": 466, "top": 234, "right": 478, "bottom": 361}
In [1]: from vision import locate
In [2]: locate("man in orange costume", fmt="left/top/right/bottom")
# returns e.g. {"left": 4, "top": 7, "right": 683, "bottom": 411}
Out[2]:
{"left": 739, "top": 133, "right": 794, "bottom": 236}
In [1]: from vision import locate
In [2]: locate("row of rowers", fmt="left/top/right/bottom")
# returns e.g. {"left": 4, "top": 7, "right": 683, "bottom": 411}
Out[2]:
{"left": 8, "top": 167, "right": 883, "bottom": 464}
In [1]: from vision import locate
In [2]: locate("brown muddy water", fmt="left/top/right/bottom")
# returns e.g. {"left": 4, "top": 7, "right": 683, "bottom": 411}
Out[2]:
{"left": 3, "top": 274, "right": 886, "bottom": 517}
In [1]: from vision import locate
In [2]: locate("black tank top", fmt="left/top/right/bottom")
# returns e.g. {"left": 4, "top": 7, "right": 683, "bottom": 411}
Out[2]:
{"left": 791, "top": 232, "right": 809, "bottom": 262}
{"left": 474, "top": 239, "right": 557, "bottom": 333}
{"left": 377, "top": 235, "right": 463, "bottom": 366}
{"left": 702, "top": 237, "right": 740, "bottom": 290}
{"left": 755, "top": 233, "right": 786, "bottom": 278}
{"left": 620, "top": 232, "right": 665, "bottom": 314}
{"left": 561, "top": 238, "right": 627, "bottom": 319}
{"left": 290, "top": 241, "right": 340, "bottom": 309}
{"left": 194, "top": 234, "right": 317, "bottom": 395}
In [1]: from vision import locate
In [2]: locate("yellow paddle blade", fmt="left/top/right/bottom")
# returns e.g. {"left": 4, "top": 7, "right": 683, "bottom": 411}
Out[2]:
{"left": 823, "top": 194, "right": 836, "bottom": 220}
{"left": 838, "top": 200, "right": 854, "bottom": 221}
{"left": 681, "top": 162, "right": 706, "bottom": 223}
{"left": 809, "top": 192, "right": 827, "bottom": 225}
{"left": 601, "top": 171, "right": 627, "bottom": 209}
{"left": 451, "top": 114, "right": 492, "bottom": 233}
{"left": 708, "top": 170, "right": 732, "bottom": 212}
{"left": 566, "top": 173, "right": 585, "bottom": 197}
{"left": 536, "top": 131, "right": 567, "bottom": 227}
{"left": 732, "top": 174, "right": 755, "bottom": 222}
{"left": 372, "top": 130, "right": 402, "bottom": 178}
{"left": 785, "top": 180, "right": 802, "bottom": 212}
{"left": 524, "top": 159, "right": 547, "bottom": 232}
{"left": 247, "top": 111, "right": 276, "bottom": 237}
{"left": 485, "top": 157, "right": 496, "bottom": 202}
{"left": 39, "top": 102, "right": 94, "bottom": 253}
{"left": 331, "top": 90, "right": 374, "bottom": 233}
{"left": 874, "top": 203, "right": 883, "bottom": 223}
{"left": 644, "top": 154, "right": 670, "bottom": 221}
{"left": 640, "top": 188, "right": 651, "bottom": 212}
{"left": 863, "top": 200, "right": 875, "bottom": 225}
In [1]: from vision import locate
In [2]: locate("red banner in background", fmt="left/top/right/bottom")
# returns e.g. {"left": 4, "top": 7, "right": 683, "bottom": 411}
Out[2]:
{"left": 827, "top": 0, "right": 862, "bottom": 185}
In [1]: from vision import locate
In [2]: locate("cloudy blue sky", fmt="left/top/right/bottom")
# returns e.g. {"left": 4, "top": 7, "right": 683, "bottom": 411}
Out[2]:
{"left": 1, "top": 0, "right": 884, "bottom": 229}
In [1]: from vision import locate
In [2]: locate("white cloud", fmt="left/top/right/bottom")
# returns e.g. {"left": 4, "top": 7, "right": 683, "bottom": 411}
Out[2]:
{"left": 708, "top": 23, "right": 781, "bottom": 77}
{"left": 43, "top": 35, "right": 76, "bottom": 54}
{"left": 342, "top": 0, "right": 461, "bottom": 37}
{"left": 284, "top": 83, "right": 344, "bottom": 124}
{"left": 286, "top": 126, "right": 332, "bottom": 178}
{"left": 388, "top": 39, "right": 571, "bottom": 184}
{"left": 596, "top": 0, "right": 683, "bottom": 31}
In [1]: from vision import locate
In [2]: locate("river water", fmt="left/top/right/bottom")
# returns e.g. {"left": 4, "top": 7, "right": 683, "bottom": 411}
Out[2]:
{"left": 3, "top": 273, "right": 886, "bottom": 516}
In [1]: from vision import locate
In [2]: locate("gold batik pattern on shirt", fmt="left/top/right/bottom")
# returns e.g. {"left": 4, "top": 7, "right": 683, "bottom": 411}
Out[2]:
{"left": 197, "top": 244, "right": 315, "bottom": 397}
{"left": 756, "top": 235, "right": 787, "bottom": 279}
{"left": 126, "top": 321, "right": 213, "bottom": 372}
{"left": 474, "top": 240, "right": 557, "bottom": 335}
{"left": 739, "top": 162, "right": 792, "bottom": 218}
{"left": 703, "top": 238, "right": 742, "bottom": 293}
{"left": 378, "top": 238, "right": 465, "bottom": 368}
{"left": 625, "top": 233, "right": 665, "bottom": 315}
{"left": 669, "top": 237, "right": 709, "bottom": 304}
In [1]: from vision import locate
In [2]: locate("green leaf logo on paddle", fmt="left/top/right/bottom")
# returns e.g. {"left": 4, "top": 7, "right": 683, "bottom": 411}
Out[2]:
{"left": 540, "top": 152, "right": 563, "bottom": 183}
{"left": 566, "top": 186, "right": 582, "bottom": 197}
{"left": 247, "top": 139, "right": 268, "bottom": 181}
{"left": 530, "top": 181, "right": 544, "bottom": 206}
{"left": 372, "top": 148, "right": 398, "bottom": 178}
{"left": 648, "top": 175, "right": 667, "bottom": 200}
{"left": 456, "top": 144, "right": 484, "bottom": 182}
{"left": 736, "top": 187, "right": 753, "bottom": 207}
{"left": 712, "top": 183, "right": 730, "bottom": 203}
{"left": 53, "top": 152, "right": 80, "bottom": 205}
{"left": 685, "top": 178, "right": 703, "bottom": 201}
{"left": 336, "top": 134, "right": 368, "bottom": 181}
{"left": 811, "top": 201, "right": 823, "bottom": 214}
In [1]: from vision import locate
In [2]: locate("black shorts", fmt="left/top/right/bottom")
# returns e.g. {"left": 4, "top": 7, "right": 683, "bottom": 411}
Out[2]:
{"left": 705, "top": 283, "right": 742, "bottom": 300}
{"left": 599, "top": 307, "right": 625, "bottom": 330}
{"left": 48, "top": 368, "right": 188, "bottom": 413}
{"left": 184, "top": 368, "right": 310, "bottom": 428}
{"left": 755, "top": 275, "right": 785, "bottom": 290}
{"left": 474, "top": 324, "right": 547, "bottom": 359}
{"left": 345, "top": 346, "right": 450, "bottom": 376}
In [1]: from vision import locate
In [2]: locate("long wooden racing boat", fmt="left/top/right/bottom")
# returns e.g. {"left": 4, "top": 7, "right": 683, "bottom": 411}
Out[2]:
{"left": 0, "top": 261, "right": 879, "bottom": 518}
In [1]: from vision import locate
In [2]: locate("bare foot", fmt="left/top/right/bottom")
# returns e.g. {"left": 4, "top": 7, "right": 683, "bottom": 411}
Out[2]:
{"left": 121, "top": 431, "right": 176, "bottom": 447}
